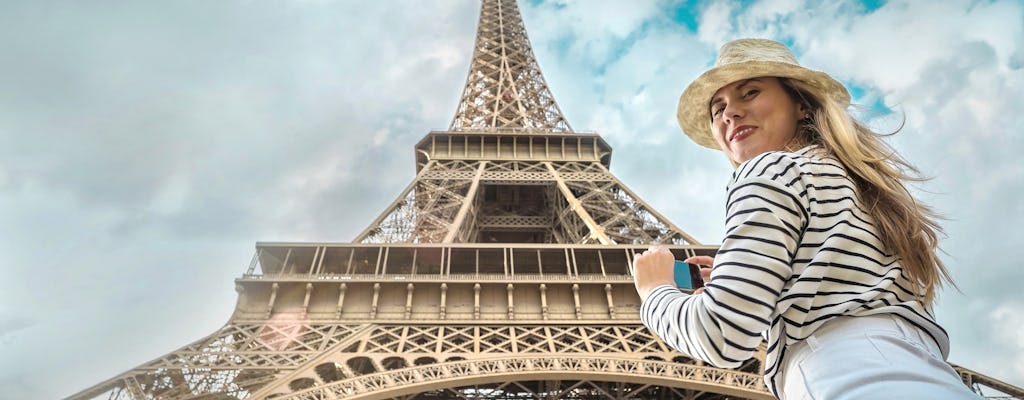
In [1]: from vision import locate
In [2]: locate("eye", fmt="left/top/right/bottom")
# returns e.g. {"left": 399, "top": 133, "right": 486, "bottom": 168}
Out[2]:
{"left": 742, "top": 88, "right": 760, "bottom": 98}
{"left": 711, "top": 105, "right": 725, "bottom": 119}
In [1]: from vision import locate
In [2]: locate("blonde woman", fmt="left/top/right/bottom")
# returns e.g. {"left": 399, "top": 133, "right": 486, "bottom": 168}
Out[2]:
{"left": 632, "top": 38, "right": 979, "bottom": 399}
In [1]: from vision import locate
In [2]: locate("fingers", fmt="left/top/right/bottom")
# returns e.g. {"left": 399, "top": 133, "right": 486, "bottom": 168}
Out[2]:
{"left": 636, "top": 247, "right": 673, "bottom": 264}
{"left": 692, "top": 287, "right": 705, "bottom": 295}
{"left": 641, "top": 246, "right": 672, "bottom": 258}
{"left": 683, "top": 255, "right": 714, "bottom": 267}
{"left": 700, "top": 267, "right": 712, "bottom": 280}
{"left": 633, "top": 247, "right": 676, "bottom": 296}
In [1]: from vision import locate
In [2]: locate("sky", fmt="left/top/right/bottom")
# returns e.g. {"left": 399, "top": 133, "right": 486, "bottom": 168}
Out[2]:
{"left": 1, "top": 0, "right": 1022, "bottom": 398}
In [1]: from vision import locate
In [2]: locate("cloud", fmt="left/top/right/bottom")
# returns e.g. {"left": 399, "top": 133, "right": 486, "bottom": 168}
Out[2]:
{"left": 524, "top": 0, "right": 668, "bottom": 67}
{"left": 991, "top": 303, "right": 1024, "bottom": 381}
{"left": 0, "top": 314, "right": 34, "bottom": 342}
{"left": 0, "top": 1, "right": 479, "bottom": 398}
{"left": 2, "top": 0, "right": 1022, "bottom": 398}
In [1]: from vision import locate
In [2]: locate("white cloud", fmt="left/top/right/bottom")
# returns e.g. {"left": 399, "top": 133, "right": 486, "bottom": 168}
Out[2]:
{"left": 2, "top": 0, "right": 1022, "bottom": 398}
{"left": 0, "top": 1, "right": 479, "bottom": 397}
{"left": 991, "top": 303, "right": 1024, "bottom": 382}
{"left": 525, "top": 0, "right": 666, "bottom": 65}
{"left": 696, "top": 1, "right": 739, "bottom": 44}
{"left": 797, "top": 0, "right": 1024, "bottom": 92}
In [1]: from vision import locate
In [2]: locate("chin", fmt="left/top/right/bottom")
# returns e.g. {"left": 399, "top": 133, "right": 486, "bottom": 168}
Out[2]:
{"left": 734, "top": 150, "right": 757, "bottom": 163}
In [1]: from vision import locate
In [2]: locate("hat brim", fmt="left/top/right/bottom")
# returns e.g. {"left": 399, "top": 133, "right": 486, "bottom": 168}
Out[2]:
{"left": 677, "top": 61, "right": 851, "bottom": 149}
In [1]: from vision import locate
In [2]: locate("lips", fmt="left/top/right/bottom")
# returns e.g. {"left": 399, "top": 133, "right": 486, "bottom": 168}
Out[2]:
{"left": 729, "top": 125, "right": 755, "bottom": 142}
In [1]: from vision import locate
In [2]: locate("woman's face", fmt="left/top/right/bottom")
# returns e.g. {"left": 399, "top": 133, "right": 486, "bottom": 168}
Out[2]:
{"left": 709, "top": 77, "right": 805, "bottom": 164}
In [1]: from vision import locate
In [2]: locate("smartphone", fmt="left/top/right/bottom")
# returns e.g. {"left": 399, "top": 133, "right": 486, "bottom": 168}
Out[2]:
{"left": 673, "top": 260, "right": 705, "bottom": 291}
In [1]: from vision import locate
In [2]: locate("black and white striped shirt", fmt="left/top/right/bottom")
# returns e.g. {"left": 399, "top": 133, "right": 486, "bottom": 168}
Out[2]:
{"left": 640, "top": 146, "right": 949, "bottom": 397}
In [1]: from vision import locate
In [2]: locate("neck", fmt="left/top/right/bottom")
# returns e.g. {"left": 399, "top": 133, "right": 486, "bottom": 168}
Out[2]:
{"left": 783, "top": 137, "right": 809, "bottom": 153}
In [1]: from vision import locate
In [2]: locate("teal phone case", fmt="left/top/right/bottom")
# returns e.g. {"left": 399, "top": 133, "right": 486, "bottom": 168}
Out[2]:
{"left": 674, "top": 260, "right": 695, "bottom": 289}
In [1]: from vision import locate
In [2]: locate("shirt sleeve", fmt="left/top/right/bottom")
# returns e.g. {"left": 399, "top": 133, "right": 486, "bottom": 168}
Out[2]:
{"left": 640, "top": 153, "right": 807, "bottom": 368}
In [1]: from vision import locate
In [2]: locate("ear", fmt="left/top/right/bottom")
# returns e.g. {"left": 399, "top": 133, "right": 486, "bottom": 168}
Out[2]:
{"left": 796, "top": 102, "right": 812, "bottom": 119}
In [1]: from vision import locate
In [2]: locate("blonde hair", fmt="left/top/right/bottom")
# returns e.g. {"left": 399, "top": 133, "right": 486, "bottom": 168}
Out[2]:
{"left": 779, "top": 78, "right": 954, "bottom": 305}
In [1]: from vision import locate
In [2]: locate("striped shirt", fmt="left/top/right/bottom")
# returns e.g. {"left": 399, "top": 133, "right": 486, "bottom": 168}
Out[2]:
{"left": 640, "top": 146, "right": 950, "bottom": 398}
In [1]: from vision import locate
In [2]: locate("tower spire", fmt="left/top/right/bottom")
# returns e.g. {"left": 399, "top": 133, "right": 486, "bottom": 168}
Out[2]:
{"left": 450, "top": 0, "right": 572, "bottom": 133}
{"left": 354, "top": 0, "right": 697, "bottom": 245}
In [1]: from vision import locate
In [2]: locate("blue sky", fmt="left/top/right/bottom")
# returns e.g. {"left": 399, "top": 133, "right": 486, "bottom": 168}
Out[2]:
{"left": 1, "top": 0, "right": 1023, "bottom": 398}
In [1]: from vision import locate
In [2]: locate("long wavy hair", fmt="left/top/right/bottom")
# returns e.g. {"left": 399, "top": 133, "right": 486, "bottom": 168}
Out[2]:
{"left": 778, "top": 77, "right": 953, "bottom": 306}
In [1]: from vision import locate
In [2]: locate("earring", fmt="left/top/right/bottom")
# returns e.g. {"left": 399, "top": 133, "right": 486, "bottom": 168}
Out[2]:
{"left": 797, "top": 112, "right": 818, "bottom": 145}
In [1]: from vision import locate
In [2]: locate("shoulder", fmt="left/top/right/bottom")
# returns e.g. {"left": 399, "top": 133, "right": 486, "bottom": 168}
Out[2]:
{"left": 729, "top": 146, "right": 845, "bottom": 189}
{"left": 725, "top": 147, "right": 848, "bottom": 217}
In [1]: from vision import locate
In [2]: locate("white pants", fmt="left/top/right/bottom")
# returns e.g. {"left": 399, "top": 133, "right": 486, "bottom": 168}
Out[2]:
{"left": 778, "top": 314, "right": 981, "bottom": 400}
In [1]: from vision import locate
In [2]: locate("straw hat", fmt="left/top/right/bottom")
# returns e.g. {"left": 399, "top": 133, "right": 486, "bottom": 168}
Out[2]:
{"left": 677, "top": 38, "right": 850, "bottom": 149}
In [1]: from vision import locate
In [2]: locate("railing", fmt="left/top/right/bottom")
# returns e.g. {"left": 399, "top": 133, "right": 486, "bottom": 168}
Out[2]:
{"left": 241, "top": 272, "right": 634, "bottom": 282}
{"left": 245, "top": 242, "right": 718, "bottom": 279}
{"left": 429, "top": 128, "right": 599, "bottom": 135}
{"left": 415, "top": 130, "right": 613, "bottom": 166}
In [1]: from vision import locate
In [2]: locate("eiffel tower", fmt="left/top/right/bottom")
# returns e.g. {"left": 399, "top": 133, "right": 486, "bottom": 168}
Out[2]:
{"left": 70, "top": 1, "right": 1023, "bottom": 399}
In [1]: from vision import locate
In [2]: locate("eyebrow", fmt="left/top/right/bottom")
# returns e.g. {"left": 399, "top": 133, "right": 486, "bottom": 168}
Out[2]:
{"left": 709, "top": 78, "right": 763, "bottom": 109}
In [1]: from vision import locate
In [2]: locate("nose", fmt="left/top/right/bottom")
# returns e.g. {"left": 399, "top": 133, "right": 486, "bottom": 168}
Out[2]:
{"left": 722, "top": 101, "right": 744, "bottom": 124}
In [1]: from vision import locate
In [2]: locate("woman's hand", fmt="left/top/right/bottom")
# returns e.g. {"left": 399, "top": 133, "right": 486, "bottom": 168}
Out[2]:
{"left": 683, "top": 255, "right": 715, "bottom": 295}
{"left": 632, "top": 247, "right": 676, "bottom": 301}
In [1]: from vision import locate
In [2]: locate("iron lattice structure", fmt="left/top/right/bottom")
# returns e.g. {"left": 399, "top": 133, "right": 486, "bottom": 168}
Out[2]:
{"left": 69, "top": 1, "right": 1023, "bottom": 399}
{"left": 449, "top": 0, "right": 570, "bottom": 132}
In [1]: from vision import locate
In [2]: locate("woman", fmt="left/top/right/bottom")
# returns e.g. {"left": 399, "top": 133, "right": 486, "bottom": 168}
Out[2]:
{"left": 632, "top": 38, "right": 978, "bottom": 399}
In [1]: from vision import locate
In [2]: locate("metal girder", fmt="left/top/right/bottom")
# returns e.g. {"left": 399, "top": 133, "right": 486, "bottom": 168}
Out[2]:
{"left": 244, "top": 322, "right": 768, "bottom": 399}
{"left": 277, "top": 356, "right": 772, "bottom": 400}
{"left": 445, "top": 162, "right": 488, "bottom": 243}
{"left": 67, "top": 323, "right": 371, "bottom": 400}
{"left": 358, "top": 160, "right": 480, "bottom": 244}
{"left": 358, "top": 158, "right": 698, "bottom": 245}
{"left": 546, "top": 162, "right": 612, "bottom": 244}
